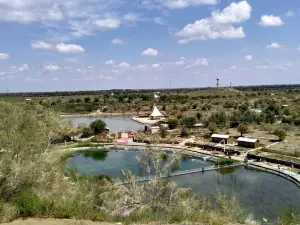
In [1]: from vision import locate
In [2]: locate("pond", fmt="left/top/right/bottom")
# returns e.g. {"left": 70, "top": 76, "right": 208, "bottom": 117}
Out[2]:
{"left": 66, "top": 149, "right": 300, "bottom": 222}
{"left": 61, "top": 115, "right": 144, "bottom": 132}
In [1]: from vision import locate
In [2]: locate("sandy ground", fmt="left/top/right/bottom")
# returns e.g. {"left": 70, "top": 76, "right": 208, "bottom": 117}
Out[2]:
{"left": 2, "top": 219, "right": 248, "bottom": 225}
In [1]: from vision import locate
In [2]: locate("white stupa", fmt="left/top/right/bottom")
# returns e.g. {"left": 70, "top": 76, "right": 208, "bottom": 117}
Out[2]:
{"left": 150, "top": 105, "right": 164, "bottom": 120}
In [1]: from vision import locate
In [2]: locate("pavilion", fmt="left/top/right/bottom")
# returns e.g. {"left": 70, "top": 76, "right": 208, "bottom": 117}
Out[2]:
{"left": 150, "top": 105, "right": 164, "bottom": 120}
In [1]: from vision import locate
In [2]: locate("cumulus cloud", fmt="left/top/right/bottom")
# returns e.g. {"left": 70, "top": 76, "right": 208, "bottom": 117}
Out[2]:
{"left": 245, "top": 54, "right": 252, "bottom": 61}
{"left": 94, "top": 18, "right": 121, "bottom": 29}
{"left": 142, "top": 0, "right": 217, "bottom": 9}
{"left": 43, "top": 65, "right": 61, "bottom": 72}
{"left": 142, "top": 48, "right": 159, "bottom": 56}
{"left": 18, "top": 64, "right": 29, "bottom": 72}
{"left": 111, "top": 38, "right": 125, "bottom": 45}
{"left": 31, "top": 41, "right": 53, "bottom": 50}
{"left": 55, "top": 43, "right": 84, "bottom": 54}
{"left": 176, "top": 1, "right": 251, "bottom": 43}
{"left": 105, "top": 60, "right": 115, "bottom": 65}
{"left": 267, "top": 43, "right": 282, "bottom": 49}
{"left": 119, "top": 62, "right": 130, "bottom": 68}
{"left": 259, "top": 15, "right": 283, "bottom": 27}
{"left": 0, "top": 53, "right": 9, "bottom": 60}
{"left": 31, "top": 42, "right": 84, "bottom": 54}
{"left": 152, "top": 64, "right": 161, "bottom": 68}
{"left": 285, "top": 11, "right": 295, "bottom": 17}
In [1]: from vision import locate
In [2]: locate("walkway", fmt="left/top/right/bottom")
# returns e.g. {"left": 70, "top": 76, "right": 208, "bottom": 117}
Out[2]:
{"left": 123, "top": 163, "right": 244, "bottom": 184}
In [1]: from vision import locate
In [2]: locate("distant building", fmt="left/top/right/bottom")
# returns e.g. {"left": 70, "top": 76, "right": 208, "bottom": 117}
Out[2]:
{"left": 150, "top": 105, "right": 164, "bottom": 120}
{"left": 211, "top": 134, "right": 229, "bottom": 144}
{"left": 237, "top": 137, "right": 259, "bottom": 148}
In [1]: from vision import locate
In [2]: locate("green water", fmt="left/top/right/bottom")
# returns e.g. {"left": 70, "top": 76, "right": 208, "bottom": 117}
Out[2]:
{"left": 66, "top": 150, "right": 300, "bottom": 222}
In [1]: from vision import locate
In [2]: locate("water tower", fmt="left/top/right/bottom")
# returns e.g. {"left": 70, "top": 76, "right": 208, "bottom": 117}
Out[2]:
{"left": 216, "top": 78, "right": 220, "bottom": 89}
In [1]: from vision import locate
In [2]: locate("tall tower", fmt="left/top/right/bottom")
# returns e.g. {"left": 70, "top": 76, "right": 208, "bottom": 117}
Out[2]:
{"left": 216, "top": 78, "right": 220, "bottom": 89}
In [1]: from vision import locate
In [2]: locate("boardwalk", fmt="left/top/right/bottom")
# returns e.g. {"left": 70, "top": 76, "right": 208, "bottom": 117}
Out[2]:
{"left": 123, "top": 163, "right": 244, "bottom": 184}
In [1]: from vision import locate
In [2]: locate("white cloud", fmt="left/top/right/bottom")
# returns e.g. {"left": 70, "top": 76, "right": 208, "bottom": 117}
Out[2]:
{"left": 18, "top": 64, "right": 29, "bottom": 72}
{"left": 142, "top": 48, "right": 159, "bottom": 56}
{"left": 176, "top": 60, "right": 185, "bottom": 65}
{"left": 267, "top": 43, "right": 282, "bottom": 49}
{"left": 119, "top": 62, "right": 130, "bottom": 68}
{"left": 176, "top": 1, "right": 251, "bottom": 43}
{"left": 154, "top": 17, "right": 164, "bottom": 25}
{"left": 105, "top": 60, "right": 115, "bottom": 65}
{"left": 123, "top": 13, "right": 141, "bottom": 22}
{"left": 43, "top": 65, "right": 61, "bottom": 72}
{"left": 285, "top": 11, "right": 295, "bottom": 17}
{"left": 52, "top": 78, "right": 59, "bottom": 81}
{"left": 142, "top": 0, "right": 217, "bottom": 9}
{"left": 0, "top": 53, "right": 9, "bottom": 60}
{"left": 94, "top": 18, "right": 121, "bottom": 29}
{"left": 259, "top": 15, "right": 283, "bottom": 27}
{"left": 245, "top": 54, "right": 252, "bottom": 61}
{"left": 196, "top": 58, "right": 209, "bottom": 66}
{"left": 230, "top": 65, "right": 237, "bottom": 70}
{"left": 298, "top": 47, "right": 300, "bottom": 51}
{"left": 55, "top": 43, "right": 84, "bottom": 54}
{"left": 31, "top": 41, "right": 53, "bottom": 50}
{"left": 111, "top": 38, "right": 125, "bottom": 45}
{"left": 152, "top": 64, "right": 161, "bottom": 68}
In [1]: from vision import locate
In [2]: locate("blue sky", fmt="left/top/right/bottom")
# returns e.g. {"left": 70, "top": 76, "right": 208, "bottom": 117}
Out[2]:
{"left": 0, "top": 0, "right": 300, "bottom": 92}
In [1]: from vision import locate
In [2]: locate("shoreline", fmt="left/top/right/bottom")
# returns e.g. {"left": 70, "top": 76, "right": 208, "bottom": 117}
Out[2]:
{"left": 60, "top": 112, "right": 137, "bottom": 117}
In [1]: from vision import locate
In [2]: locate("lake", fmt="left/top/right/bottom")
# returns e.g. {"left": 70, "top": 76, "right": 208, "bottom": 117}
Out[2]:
{"left": 66, "top": 150, "right": 300, "bottom": 222}
{"left": 61, "top": 115, "right": 144, "bottom": 132}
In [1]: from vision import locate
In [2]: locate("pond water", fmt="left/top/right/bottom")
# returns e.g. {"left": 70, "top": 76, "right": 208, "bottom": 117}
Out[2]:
{"left": 66, "top": 150, "right": 300, "bottom": 222}
{"left": 61, "top": 115, "right": 144, "bottom": 132}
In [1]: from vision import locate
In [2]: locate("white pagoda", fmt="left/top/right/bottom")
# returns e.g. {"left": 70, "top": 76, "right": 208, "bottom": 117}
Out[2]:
{"left": 150, "top": 105, "right": 164, "bottom": 120}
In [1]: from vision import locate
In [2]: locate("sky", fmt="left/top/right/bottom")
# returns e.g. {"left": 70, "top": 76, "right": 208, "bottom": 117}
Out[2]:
{"left": 0, "top": 0, "right": 300, "bottom": 92}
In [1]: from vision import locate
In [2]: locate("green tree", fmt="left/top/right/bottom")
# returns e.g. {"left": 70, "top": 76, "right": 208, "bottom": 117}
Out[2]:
{"left": 273, "top": 129, "right": 287, "bottom": 141}
{"left": 76, "top": 98, "right": 82, "bottom": 103}
{"left": 209, "top": 111, "right": 228, "bottom": 127}
{"left": 238, "top": 124, "right": 249, "bottom": 137}
{"left": 81, "top": 127, "right": 93, "bottom": 138}
{"left": 159, "top": 126, "right": 167, "bottom": 138}
{"left": 69, "top": 98, "right": 75, "bottom": 103}
{"left": 84, "top": 96, "right": 91, "bottom": 103}
{"left": 168, "top": 119, "right": 179, "bottom": 130}
{"left": 181, "top": 116, "right": 196, "bottom": 128}
{"left": 89, "top": 119, "right": 106, "bottom": 135}
{"left": 196, "top": 112, "right": 202, "bottom": 121}
{"left": 180, "top": 126, "right": 189, "bottom": 137}
{"left": 208, "top": 122, "right": 218, "bottom": 134}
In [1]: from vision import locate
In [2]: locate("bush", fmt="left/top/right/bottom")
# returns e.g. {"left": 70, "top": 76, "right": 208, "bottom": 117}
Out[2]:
{"left": 89, "top": 119, "right": 106, "bottom": 135}
{"left": 180, "top": 126, "right": 189, "bottom": 137}
{"left": 196, "top": 112, "right": 202, "bottom": 121}
{"left": 160, "top": 126, "right": 167, "bottom": 138}
{"left": 209, "top": 111, "right": 228, "bottom": 127}
{"left": 273, "top": 129, "right": 287, "bottom": 141}
{"left": 168, "top": 119, "right": 179, "bottom": 130}
{"left": 14, "top": 189, "right": 51, "bottom": 217}
{"left": 237, "top": 124, "right": 249, "bottom": 137}
{"left": 81, "top": 127, "right": 93, "bottom": 138}
{"left": 208, "top": 122, "right": 218, "bottom": 134}
{"left": 181, "top": 116, "right": 196, "bottom": 128}
{"left": 215, "top": 158, "right": 235, "bottom": 166}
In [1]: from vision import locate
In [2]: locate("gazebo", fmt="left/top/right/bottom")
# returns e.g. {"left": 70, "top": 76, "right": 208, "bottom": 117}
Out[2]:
{"left": 150, "top": 105, "right": 164, "bottom": 120}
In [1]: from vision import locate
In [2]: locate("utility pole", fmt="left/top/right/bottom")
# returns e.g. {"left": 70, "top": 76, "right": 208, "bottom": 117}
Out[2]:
{"left": 216, "top": 78, "right": 220, "bottom": 89}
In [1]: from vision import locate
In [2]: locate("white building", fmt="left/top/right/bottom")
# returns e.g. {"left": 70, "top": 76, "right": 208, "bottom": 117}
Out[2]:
{"left": 150, "top": 105, "right": 164, "bottom": 120}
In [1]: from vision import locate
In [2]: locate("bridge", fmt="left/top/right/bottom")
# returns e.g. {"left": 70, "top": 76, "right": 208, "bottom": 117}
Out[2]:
{"left": 123, "top": 163, "right": 244, "bottom": 184}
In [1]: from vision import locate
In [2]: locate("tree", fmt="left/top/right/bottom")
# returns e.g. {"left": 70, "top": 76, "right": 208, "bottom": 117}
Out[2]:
{"left": 238, "top": 124, "right": 249, "bottom": 137}
{"left": 76, "top": 98, "right": 82, "bottom": 103}
{"left": 160, "top": 126, "right": 167, "bottom": 138}
{"left": 181, "top": 116, "right": 196, "bottom": 128}
{"left": 81, "top": 127, "right": 93, "bottom": 138}
{"left": 273, "top": 129, "right": 287, "bottom": 141}
{"left": 180, "top": 126, "right": 189, "bottom": 137}
{"left": 69, "top": 98, "right": 75, "bottom": 103}
{"left": 196, "top": 112, "right": 202, "bottom": 121}
{"left": 84, "top": 96, "right": 91, "bottom": 103}
{"left": 208, "top": 122, "right": 218, "bottom": 134}
{"left": 90, "top": 119, "right": 106, "bottom": 135}
{"left": 168, "top": 119, "right": 179, "bottom": 130}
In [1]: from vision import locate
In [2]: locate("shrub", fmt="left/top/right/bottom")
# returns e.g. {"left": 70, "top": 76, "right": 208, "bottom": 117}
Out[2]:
{"left": 89, "top": 119, "right": 106, "bottom": 135}
{"left": 81, "top": 127, "right": 93, "bottom": 138}
{"left": 209, "top": 111, "right": 228, "bottom": 127}
{"left": 181, "top": 116, "right": 196, "bottom": 128}
{"left": 180, "top": 126, "right": 189, "bottom": 137}
{"left": 168, "top": 119, "right": 179, "bottom": 130}
{"left": 237, "top": 124, "right": 249, "bottom": 137}
{"left": 196, "top": 112, "right": 202, "bottom": 121}
{"left": 160, "top": 126, "right": 167, "bottom": 138}
{"left": 84, "top": 96, "right": 91, "bottom": 103}
{"left": 273, "top": 129, "right": 287, "bottom": 141}
{"left": 208, "top": 122, "right": 218, "bottom": 134}
{"left": 13, "top": 189, "right": 51, "bottom": 217}
{"left": 215, "top": 158, "right": 235, "bottom": 166}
